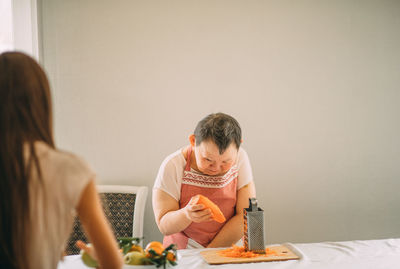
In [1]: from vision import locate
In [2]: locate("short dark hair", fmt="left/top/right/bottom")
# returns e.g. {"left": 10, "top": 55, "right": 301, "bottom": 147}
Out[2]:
{"left": 194, "top": 113, "right": 242, "bottom": 154}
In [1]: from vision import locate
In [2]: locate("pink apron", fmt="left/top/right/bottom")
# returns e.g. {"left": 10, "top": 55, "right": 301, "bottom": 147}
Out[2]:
{"left": 163, "top": 146, "right": 238, "bottom": 249}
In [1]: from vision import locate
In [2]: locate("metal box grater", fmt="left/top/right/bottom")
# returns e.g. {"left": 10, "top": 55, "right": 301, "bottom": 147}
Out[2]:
{"left": 243, "top": 198, "right": 265, "bottom": 253}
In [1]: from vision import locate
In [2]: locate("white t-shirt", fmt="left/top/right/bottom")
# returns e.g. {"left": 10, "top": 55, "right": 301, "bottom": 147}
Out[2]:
{"left": 27, "top": 142, "right": 94, "bottom": 269}
{"left": 154, "top": 147, "right": 254, "bottom": 201}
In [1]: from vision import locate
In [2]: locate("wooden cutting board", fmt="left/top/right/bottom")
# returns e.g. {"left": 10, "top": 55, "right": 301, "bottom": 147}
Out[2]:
{"left": 200, "top": 245, "right": 300, "bottom": 265}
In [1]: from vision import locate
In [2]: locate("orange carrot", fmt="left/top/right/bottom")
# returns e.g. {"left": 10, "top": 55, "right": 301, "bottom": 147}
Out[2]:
{"left": 265, "top": 248, "right": 279, "bottom": 256}
{"left": 195, "top": 194, "right": 226, "bottom": 223}
{"left": 218, "top": 245, "right": 260, "bottom": 258}
{"left": 218, "top": 245, "right": 286, "bottom": 258}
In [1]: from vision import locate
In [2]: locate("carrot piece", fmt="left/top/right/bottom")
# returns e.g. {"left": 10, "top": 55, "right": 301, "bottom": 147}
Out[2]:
{"left": 196, "top": 194, "right": 226, "bottom": 223}
{"left": 218, "top": 245, "right": 260, "bottom": 258}
{"left": 265, "top": 248, "right": 278, "bottom": 256}
{"left": 218, "top": 245, "right": 285, "bottom": 258}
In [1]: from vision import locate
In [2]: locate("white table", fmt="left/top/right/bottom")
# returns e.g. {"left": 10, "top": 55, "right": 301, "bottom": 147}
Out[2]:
{"left": 58, "top": 238, "right": 400, "bottom": 269}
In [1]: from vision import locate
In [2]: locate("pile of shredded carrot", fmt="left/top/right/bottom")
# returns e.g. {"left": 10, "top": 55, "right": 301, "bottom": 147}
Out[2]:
{"left": 218, "top": 245, "right": 281, "bottom": 258}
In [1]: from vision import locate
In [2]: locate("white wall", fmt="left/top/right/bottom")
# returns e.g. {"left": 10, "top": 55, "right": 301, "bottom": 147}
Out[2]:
{"left": 12, "top": 0, "right": 40, "bottom": 59}
{"left": 0, "top": 0, "right": 14, "bottom": 53}
{"left": 39, "top": 0, "right": 400, "bottom": 245}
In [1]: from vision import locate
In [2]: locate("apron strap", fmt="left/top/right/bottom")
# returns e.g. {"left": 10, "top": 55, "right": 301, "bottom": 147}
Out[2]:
{"left": 184, "top": 146, "right": 192, "bottom": 171}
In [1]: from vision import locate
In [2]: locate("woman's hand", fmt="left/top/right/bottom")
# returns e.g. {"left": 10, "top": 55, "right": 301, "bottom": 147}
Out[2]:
{"left": 76, "top": 240, "right": 98, "bottom": 260}
{"left": 153, "top": 189, "right": 212, "bottom": 235}
{"left": 77, "top": 180, "right": 123, "bottom": 269}
{"left": 183, "top": 195, "right": 213, "bottom": 223}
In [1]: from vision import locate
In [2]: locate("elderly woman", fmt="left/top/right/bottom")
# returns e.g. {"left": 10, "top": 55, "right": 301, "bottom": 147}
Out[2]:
{"left": 153, "top": 113, "right": 256, "bottom": 249}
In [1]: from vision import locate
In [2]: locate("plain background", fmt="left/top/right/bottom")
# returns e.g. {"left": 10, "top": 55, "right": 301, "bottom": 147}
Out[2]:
{"left": 38, "top": 0, "right": 400, "bottom": 245}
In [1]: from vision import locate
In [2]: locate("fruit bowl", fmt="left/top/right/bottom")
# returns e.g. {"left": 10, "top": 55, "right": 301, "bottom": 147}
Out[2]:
{"left": 123, "top": 265, "right": 157, "bottom": 269}
{"left": 123, "top": 264, "right": 175, "bottom": 269}
{"left": 119, "top": 238, "right": 177, "bottom": 269}
{"left": 78, "top": 238, "right": 177, "bottom": 268}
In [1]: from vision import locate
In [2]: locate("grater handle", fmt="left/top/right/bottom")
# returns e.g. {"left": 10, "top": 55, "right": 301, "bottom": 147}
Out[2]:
{"left": 249, "top": 198, "right": 258, "bottom": 211}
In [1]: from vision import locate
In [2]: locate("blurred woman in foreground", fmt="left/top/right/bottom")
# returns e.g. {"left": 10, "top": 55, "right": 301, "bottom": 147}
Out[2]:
{"left": 0, "top": 51, "right": 123, "bottom": 269}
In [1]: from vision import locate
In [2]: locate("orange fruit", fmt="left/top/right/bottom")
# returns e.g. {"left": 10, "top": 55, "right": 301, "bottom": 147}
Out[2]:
{"left": 130, "top": 245, "right": 144, "bottom": 254}
{"left": 145, "top": 241, "right": 164, "bottom": 256}
{"left": 166, "top": 252, "right": 176, "bottom": 262}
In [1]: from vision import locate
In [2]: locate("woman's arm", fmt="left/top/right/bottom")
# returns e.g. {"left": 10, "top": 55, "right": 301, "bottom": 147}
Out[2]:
{"left": 207, "top": 181, "right": 256, "bottom": 248}
{"left": 76, "top": 179, "right": 124, "bottom": 269}
{"left": 152, "top": 188, "right": 212, "bottom": 235}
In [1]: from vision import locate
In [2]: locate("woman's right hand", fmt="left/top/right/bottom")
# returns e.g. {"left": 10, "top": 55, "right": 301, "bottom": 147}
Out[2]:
{"left": 76, "top": 240, "right": 98, "bottom": 260}
{"left": 183, "top": 195, "right": 213, "bottom": 223}
{"left": 77, "top": 180, "right": 123, "bottom": 269}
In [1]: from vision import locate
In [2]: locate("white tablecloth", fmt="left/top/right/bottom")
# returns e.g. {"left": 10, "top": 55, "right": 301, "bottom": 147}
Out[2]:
{"left": 58, "top": 238, "right": 400, "bottom": 269}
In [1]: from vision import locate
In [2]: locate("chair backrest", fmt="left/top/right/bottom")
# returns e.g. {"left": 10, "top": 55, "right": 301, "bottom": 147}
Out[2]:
{"left": 65, "top": 185, "right": 148, "bottom": 255}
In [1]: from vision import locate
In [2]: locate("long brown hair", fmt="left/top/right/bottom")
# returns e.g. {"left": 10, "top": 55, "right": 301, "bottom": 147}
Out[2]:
{"left": 0, "top": 52, "right": 55, "bottom": 269}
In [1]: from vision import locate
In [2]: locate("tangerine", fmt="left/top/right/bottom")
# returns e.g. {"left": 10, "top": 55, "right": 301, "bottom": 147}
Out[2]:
{"left": 145, "top": 241, "right": 164, "bottom": 256}
{"left": 166, "top": 252, "right": 176, "bottom": 262}
{"left": 130, "top": 245, "right": 144, "bottom": 254}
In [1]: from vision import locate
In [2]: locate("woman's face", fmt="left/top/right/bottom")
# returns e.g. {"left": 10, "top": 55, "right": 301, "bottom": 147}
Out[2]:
{"left": 194, "top": 139, "right": 238, "bottom": 176}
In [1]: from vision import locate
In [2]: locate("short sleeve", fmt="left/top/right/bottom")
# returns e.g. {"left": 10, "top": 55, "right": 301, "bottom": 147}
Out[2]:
{"left": 236, "top": 148, "right": 254, "bottom": 190}
{"left": 55, "top": 152, "right": 96, "bottom": 209}
{"left": 153, "top": 151, "right": 184, "bottom": 201}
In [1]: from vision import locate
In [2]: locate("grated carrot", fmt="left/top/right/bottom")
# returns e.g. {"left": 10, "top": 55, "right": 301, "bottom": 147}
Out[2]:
{"left": 218, "top": 245, "right": 286, "bottom": 258}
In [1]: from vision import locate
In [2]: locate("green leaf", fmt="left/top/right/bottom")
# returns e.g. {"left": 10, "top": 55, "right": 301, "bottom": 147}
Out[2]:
{"left": 117, "top": 237, "right": 142, "bottom": 245}
{"left": 117, "top": 237, "right": 144, "bottom": 255}
{"left": 122, "top": 243, "right": 133, "bottom": 255}
{"left": 164, "top": 244, "right": 176, "bottom": 251}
